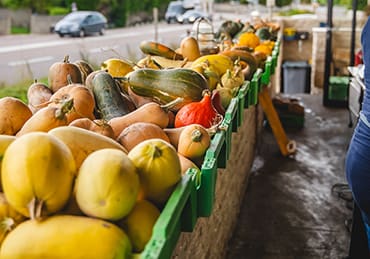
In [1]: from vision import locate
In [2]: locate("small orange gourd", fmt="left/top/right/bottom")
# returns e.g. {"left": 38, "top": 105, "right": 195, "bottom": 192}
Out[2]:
{"left": 174, "top": 91, "right": 221, "bottom": 128}
{"left": 177, "top": 124, "right": 211, "bottom": 161}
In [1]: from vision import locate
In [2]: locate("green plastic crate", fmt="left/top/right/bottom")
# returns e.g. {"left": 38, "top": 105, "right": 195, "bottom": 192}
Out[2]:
{"left": 271, "top": 49, "right": 278, "bottom": 75}
{"left": 238, "top": 81, "right": 250, "bottom": 126}
{"left": 248, "top": 68, "right": 262, "bottom": 106}
{"left": 219, "top": 97, "right": 238, "bottom": 161}
{"left": 140, "top": 168, "right": 199, "bottom": 259}
{"left": 197, "top": 157, "right": 218, "bottom": 217}
{"left": 328, "top": 76, "right": 349, "bottom": 101}
{"left": 205, "top": 130, "right": 227, "bottom": 169}
{"left": 261, "top": 56, "right": 272, "bottom": 86}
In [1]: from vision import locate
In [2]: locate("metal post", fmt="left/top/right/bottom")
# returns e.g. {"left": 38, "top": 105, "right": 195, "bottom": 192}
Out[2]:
{"left": 323, "top": 0, "right": 333, "bottom": 106}
{"left": 153, "top": 7, "right": 158, "bottom": 42}
{"left": 350, "top": 0, "right": 358, "bottom": 66}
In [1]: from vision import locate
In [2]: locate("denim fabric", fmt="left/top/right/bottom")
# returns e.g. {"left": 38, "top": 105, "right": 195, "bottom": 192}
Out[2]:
{"left": 346, "top": 118, "right": 370, "bottom": 226}
{"left": 363, "top": 217, "right": 370, "bottom": 252}
{"left": 345, "top": 16, "right": 370, "bottom": 250}
{"left": 361, "top": 17, "right": 370, "bottom": 120}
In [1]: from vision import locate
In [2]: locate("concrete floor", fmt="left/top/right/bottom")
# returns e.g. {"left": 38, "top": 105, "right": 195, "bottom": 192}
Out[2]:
{"left": 226, "top": 93, "right": 355, "bottom": 259}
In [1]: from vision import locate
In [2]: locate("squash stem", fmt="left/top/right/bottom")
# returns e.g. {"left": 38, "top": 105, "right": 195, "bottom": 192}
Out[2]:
{"left": 160, "top": 97, "right": 184, "bottom": 111}
{"left": 150, "top": 145, "right": 162, "bottom": 158}
{"left": 55, "top": 98, "right": 74, "bottom": 119}
{"left": 63, "top": 55, "right": 70, "bottom": 63}
{"left": 28, "top": 197, "right": 44, "bottom": 221}
{"left": 191, "top": 129, "right": 203, "bottom": 142}
{"left": 0, "top": 217, "right": 15, "bottom": 232}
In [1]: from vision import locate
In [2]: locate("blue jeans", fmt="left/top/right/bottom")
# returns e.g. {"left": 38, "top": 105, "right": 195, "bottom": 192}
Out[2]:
{"left": 346, "top": 115, "right": 370, "bottom": 250}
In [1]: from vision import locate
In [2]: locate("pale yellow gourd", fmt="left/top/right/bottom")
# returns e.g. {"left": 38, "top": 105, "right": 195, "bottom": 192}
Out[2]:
{"left": 0, "top": 215, "right": 132, "bottom": 259}
{"left": 1, "top": 132, "right": 76, "bottom": 220}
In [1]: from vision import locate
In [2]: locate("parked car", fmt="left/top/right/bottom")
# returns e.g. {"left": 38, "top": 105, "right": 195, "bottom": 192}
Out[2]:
{"left": 165, "top": 1, "right": 187, "bottom": 24}
{"left": 176, "top": 9, "right": 212, "bottom": 24}
{"left": 53, "top": 11, "right": 107, "bottom": 37}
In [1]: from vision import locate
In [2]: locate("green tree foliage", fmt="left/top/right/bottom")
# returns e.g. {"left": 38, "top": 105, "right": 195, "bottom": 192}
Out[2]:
{"left": 318, "top": 0, "right": 367, "bottom": 10}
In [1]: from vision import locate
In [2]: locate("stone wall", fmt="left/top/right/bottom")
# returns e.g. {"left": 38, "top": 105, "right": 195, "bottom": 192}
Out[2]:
{"left": 172, "top": 104, "right": 264, "bottom": 258}
{"left": 31, "top": 14, "right": 64, "bottom": 34}
{"left": 0, "top": 9, "right": 11, "bottom": 35}
{"left": 0, "top": 8, "right": 31, "bottom": 34}
{"left": 10, "top": 8, "right": 31, "bottom": 28}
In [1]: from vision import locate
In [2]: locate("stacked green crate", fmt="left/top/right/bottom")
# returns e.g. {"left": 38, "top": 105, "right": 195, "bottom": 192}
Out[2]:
{"left": 239, "top": 81, "right": 250, "bottom": 124}
{"left": 140, "top": 37, "right": 278, "bottom": 258}
{"left": 261, "top": 56, "right": 272, "bottom": 86}
{"left": 248, "top": 68, "right": 263, "bottom": 106}
{"left": 141, "top": 168, "right": 199, "bottom": 258}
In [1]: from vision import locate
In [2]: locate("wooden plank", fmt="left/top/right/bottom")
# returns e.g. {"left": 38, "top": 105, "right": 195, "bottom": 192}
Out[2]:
{"left": 258, "top": 87, "right": 296, "bottom": 156}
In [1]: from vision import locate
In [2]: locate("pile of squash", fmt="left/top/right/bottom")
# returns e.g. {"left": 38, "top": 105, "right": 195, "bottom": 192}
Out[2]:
{"left": 0, "top": 18, "right": 279, "bottom": 258}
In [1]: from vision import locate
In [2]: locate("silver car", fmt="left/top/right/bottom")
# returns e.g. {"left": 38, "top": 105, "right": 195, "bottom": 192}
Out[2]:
{"left": 54, "top": 11, "right": 107, "bottom": 37}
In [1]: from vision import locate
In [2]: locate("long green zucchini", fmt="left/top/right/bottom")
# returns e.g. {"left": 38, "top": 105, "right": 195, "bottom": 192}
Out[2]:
{"left": 91, "top": 71, "right": 136, "bottom": 120}
{"left": 125, "top": 68, "right": 209, "bottom": 111}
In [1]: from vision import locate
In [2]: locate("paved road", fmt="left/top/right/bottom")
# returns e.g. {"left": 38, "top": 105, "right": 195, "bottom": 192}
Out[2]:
{"left": 0, "top": 3, "right": 345, "bottom": 87}
{"left": 0, "top": 22, "right": 199, "bottom": 86}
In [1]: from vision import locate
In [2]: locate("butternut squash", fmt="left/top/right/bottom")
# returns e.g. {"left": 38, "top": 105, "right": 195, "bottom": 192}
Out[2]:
{"left": 177, "top": 124, "right": 211, "bottom": 161}
{"left": 178, "top": 153, "right": 199, "bottom": 175}
{"left": 69, "top": 118, "right": 115, "bottom": 139}
{"left": 139, "top": 40, "right": 183, "bottom": 60}
{"left": 16, "top": 98, "right": 73, "bottom": 137}
{"left": 108, "top": 99, "right": 181, "bottom": 139}
{"left": 180, "top": 36, "right": 201, "bottom": 61}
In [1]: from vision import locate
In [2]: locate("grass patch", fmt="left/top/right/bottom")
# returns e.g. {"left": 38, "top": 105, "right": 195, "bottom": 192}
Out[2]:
{"left": 0, "top": 86, "right": 28, "bottom": 103}
{"left": 278, "top": 9, "right": 314, "bottom": 16}
{"left": 0, "top": 78, "right": 48, "bottom": 104}
{"left": 11, "top": 26, "right": 30, "bottom": 34}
